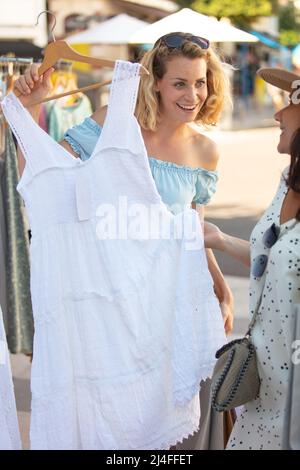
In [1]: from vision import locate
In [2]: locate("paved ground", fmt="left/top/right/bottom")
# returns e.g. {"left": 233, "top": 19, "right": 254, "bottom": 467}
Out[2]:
{"left": 10, "top": 353, "right": 31, "bottom": 450}
{"left": 10, "top": 125, "right": 290, "bottom": 449}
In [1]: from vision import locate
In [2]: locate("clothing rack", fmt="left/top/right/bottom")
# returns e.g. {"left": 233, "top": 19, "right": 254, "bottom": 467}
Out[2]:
{"left": 0, "top": 57, "right": 33, "bottom": 76}
{"left": 0, "top": 56, "right": 33, "bottom": 100}
{"left": 0, "top": 57, "right": 33, "bottom": 65}
{"left": 0, "top": 55, "right": 35, "bottom": 354}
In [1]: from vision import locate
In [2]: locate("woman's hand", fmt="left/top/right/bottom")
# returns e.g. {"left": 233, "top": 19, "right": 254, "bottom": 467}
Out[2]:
{"left": 203, "top": 221, "right": 224, "bottom": 250}
{"left": 204, "top": 240, "right": 235, "bottom": 336}
{"left": 220, "top": 296, "right": 234, "bottom": 336}
{"left": 13, "top": 63, "right": 54, "bottom": 110}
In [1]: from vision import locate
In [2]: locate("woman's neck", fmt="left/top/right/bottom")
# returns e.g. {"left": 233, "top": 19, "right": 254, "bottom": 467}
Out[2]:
{"left": 146, "top": 117, "right": 191, "bottom": 144}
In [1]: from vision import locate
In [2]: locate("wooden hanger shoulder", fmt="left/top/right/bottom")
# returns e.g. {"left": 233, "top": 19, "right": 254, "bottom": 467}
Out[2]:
{"left": 38, "top": 40, "right": 117, "bottom": 75}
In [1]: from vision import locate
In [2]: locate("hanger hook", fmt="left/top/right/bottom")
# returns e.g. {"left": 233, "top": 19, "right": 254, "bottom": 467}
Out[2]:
{"left": 36, "top": 10, "right": 57, "bottom": 42}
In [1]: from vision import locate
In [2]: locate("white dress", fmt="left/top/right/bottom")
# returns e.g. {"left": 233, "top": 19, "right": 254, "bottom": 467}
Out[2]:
{"left": 0, "top": 306, "right": 21, "bottom": 450}
{"left": 227, "top": 171, "right": 300, "bottom": 450}
{"left": 1, "top": 61, "right": 225, "bottom": 450}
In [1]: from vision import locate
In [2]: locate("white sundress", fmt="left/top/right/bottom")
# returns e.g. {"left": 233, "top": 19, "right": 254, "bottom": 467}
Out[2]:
{"left": 1, "top": 61, "right": 226, "bottom": 450}
{"left": 227, "top": 171, "right": 300, "bottom": 450}
{"left": 0, "top": 305, "right": 21, "bottom": 450}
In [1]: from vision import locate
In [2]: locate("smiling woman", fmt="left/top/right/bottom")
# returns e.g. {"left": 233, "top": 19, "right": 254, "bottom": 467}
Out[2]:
{"left": 136, "top": 32, "right": 229, "bottom": 130}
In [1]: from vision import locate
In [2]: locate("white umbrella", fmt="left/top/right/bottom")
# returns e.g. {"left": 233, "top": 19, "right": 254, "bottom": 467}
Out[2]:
{"left": 129, "top": 8, "right": 258, "bottom": 44}
{"left": 67, "top": 14, "right": 149, "bottom": 45}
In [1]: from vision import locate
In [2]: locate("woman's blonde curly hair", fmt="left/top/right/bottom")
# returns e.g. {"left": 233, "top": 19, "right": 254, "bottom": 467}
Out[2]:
{"left": 135, "top": 38, "right": 231, "bottom": 131}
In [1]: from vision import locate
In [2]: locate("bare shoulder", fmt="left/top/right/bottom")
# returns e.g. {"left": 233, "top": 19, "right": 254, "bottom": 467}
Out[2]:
{"left": 91, "top": 105, "right": 108, "bottom": 127}
{"left": 193, "top": 132, "right": 220, "bottom": 171}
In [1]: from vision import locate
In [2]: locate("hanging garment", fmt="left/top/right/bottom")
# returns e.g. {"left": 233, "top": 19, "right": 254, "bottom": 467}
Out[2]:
{"left": 0, "top": 112, "right": 6, "bottom": 155}
{"left": 0, "top": 152, "right": 8, "bottom": 329}
{"left": 46, "top": 94, "right": 92, "bottom": 142}
{"left": 38, "top": 104, "right": 48, "bottom": 133}
{"left": 2, "top": 128, "right": 34, "bottom": 354}
{"left": 1, "top": 60, "right": 226, "bottom": 450}
{"left": 0, "top": 305, "right": 22, "bottom": 450}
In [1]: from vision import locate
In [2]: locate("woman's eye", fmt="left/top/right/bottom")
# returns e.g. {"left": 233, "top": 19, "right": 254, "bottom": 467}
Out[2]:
{"left": 175, "top": 82, "right": 185, "bottom": 88}
{"left": 196, "top": 81, "right": 206, "bottom": 88}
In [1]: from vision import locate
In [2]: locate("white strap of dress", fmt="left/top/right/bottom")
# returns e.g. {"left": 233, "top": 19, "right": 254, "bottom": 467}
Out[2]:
{"left": 1, "top": 93, "right": 37, "bottom": 175}
{"left": 1, "top": 93, "right": 74, "bottom": 178}
{"left": 107, "top": 60, "right": 141, "bottom": 121}
{"left": 94, "top": 60, "right": 144, "bottom": 156}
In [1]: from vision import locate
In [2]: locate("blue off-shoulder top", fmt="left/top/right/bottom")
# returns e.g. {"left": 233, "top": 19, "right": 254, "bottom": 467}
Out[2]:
{"left": 64, "top": 117, "right": 218, "bottom": 215}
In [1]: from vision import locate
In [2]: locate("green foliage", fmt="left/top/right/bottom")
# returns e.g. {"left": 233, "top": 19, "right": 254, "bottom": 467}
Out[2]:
{"left": 191, "top": 0, "right": 272, "bottom": 22}
{"left": 174, "top": 0, "right": 194, "bottom": 6}
{"left": 278, "top": 0, "right": 300, "bottom": 32}
{"left": 279, "top": 30, "right": 300, "bottom": 47}
{"left": 278, "top": 0, "right": 300, "bottom": 46}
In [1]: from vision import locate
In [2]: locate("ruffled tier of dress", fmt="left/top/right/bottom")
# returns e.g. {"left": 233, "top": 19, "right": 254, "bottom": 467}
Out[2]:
{"left": 29, "top": 214, "right": 225, "bottom": 449}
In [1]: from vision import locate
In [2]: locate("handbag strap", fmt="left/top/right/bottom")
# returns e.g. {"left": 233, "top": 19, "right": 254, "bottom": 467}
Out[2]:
{"left": 245, "top": 291, "right": 263, "bottom": 337}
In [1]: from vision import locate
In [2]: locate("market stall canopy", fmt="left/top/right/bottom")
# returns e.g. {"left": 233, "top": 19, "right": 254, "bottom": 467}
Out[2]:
{"left": 66, "top": 14, "right": 149, "bottom": 45}
{"left": 0, "top": 41, "right": 43, "bottom": 60}
{"left": 250, "top": 30, "right": 281, "bottom": 49}
{"left": 129, "top": 8, "right": 258, "bottom": 44}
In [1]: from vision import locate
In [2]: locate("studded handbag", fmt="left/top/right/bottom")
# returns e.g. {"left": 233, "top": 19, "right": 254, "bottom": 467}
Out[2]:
{"left": 210, "top": 300, "right": 261, "bottom": 412}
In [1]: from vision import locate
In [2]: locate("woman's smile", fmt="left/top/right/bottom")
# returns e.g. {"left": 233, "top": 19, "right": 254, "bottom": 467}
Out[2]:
{"left": 176, "top": 102, "right": 199, "bottom": 112}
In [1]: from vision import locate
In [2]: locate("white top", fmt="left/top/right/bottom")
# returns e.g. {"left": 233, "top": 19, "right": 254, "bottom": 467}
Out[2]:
{"left": 1, "top": 60, "right": 225, "bottom": 450}
{"left": 0, "top": 306, "right": 21, "bottom": 450}
{"left": 227, "top": 171, "right": 300, "bottom": 450}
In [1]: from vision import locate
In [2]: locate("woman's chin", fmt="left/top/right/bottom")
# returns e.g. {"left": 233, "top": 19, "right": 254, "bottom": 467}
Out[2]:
{"left": 277, "top": 138, "right": 286, "bottom": 154}
{"left": 179, "top": 113, "right": 197, "bottom": 123}
{"left": 277, "top": 143, "right": 290, "bottom": 155}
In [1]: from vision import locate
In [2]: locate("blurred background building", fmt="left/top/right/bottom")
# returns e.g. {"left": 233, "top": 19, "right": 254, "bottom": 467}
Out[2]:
{"left": 0, "top": 0, "right": 299, "bottom": 122}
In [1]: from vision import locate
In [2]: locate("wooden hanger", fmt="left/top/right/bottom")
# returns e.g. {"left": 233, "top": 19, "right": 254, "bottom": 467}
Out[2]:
{"left": 13, "top": 11, "right": 149, "bottom": 106}
{"left": 37, "top": 40, "right": 121, "bottom": 76}
{"left": 14, "top": 40, "right": 149, "bottom": 106}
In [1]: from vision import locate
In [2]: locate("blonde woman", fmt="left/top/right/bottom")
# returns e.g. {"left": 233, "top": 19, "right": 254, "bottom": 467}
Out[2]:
{"left": 11, "top": 32, "right": 237, "bottom": 450}
{"left": 15, "top": 32, "right": 234, "bottom": 335}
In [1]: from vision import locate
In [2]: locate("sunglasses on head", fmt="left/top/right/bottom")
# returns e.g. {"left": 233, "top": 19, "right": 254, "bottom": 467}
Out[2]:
{"left": 154, "top": 32, "right": 210, "bottom": 50}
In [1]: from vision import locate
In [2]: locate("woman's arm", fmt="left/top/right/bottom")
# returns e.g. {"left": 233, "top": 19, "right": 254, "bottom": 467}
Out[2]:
{"left": 204, "top": 221, "right": 251, "bottom": 267}
{"left": 205, "top": 248, "right": 234, "bottom": 334}
{"left": 192, "top": 203, "right": 234, "bottom": 334}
